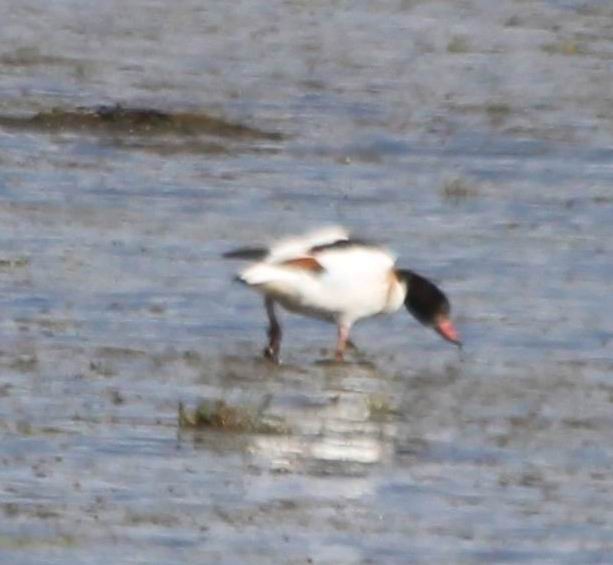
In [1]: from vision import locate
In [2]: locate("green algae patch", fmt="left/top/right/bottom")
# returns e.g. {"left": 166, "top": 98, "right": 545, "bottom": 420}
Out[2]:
{"left": 367, "top": 395, "right": 397, "bottom": 422}
{"left": 0, "top": 104, "right": 283, "bottom": 140}
{"left": 447, "top": 36, "right": 470, "bottom": 54}
{"left": 0, "top": 257, "right": 29, "bottom": 269}
{"left": 178, "top": 399, "right": 289, "bottom": 434}
{"left": 542, "top": 40, "right": 587, "bottom": 56}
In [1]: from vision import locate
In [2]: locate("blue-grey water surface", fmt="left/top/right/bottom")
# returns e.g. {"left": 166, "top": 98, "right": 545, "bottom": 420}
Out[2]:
{"left": 1, "top": 1, "right": 613, "bottom": 563}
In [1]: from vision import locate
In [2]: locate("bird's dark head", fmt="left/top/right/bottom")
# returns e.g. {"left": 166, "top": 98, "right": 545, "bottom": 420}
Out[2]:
{"left": 396, "top": 269, "right": 461, "bottom": 347}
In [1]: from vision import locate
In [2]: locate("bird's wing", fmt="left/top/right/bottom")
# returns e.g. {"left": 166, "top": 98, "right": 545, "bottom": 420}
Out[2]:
{"left": 266, "top": 226, "right": 349, "bottom": 262}
{"left": 223, "top": 226, "right": 350, "bottom": 262}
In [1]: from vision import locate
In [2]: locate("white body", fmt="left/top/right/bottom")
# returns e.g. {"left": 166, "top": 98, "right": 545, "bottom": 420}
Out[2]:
{"left": 238, "top": 228, "right": 407, "bottom": 327}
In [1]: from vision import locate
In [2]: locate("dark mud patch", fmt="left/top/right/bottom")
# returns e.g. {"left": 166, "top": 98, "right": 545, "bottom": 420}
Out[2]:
{"left": 0, "top": 104, "right": 283, "bottom": 141}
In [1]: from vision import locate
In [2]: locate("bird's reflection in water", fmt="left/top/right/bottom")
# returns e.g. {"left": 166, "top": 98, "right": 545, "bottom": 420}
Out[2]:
{"left": 184, "top": 358, "right": 399, "bottom": 475}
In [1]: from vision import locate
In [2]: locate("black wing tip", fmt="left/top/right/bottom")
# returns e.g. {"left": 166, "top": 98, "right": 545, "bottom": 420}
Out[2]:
{"left": 222, "top": 247, "right": 268, "bottom": 260}
{"left": 308, "top": 237, "right": 372, "bottom": 254}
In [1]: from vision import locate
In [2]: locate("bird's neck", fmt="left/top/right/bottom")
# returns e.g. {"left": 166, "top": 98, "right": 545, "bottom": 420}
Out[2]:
{"left": 384, "top": 269, "right": 409, "bottom": 313}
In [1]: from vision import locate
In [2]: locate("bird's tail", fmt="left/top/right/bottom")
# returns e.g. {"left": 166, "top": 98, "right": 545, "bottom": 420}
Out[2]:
{"left": 236, "top": 263, "right": 283, "bottom": 286}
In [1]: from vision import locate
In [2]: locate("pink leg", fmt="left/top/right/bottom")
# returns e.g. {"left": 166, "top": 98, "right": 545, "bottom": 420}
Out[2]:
{"left": 263, "top": 297, "right": 281, "bottom": 363}
{"left": 335, "top": 323, "right": 351, "bottom": 362}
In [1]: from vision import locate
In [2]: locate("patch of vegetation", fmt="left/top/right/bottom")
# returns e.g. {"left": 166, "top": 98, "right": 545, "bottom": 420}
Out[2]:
{"left": 9, "top": 354, "right": 38, "bottom": 372}
{"left": 442, "top": 178, "right": 479, "bottom": 203}
{"left": 16, "top": 420, "right": 33, "bottom": 435}
{"left": 486, "top": 103, "right": 512, "bottom": 125}
{"left": 95, "top": 346, "right": 147, "bottom": 359}
{"left": 504, "top": 15, "right": 522, "bottom": 27}
{"left": 0, "top": 47, "right": 78, "bottom": 67}
{"left": 0, "top": 534, "right": 77, "bottom": 549}
{"left": 542, "top": 40, "right": 587, "bottom": 56}
{"left": 178, "top": 399, "right": 289, "bottom": 434}
{"left": 447, "top": 36, "right": 470, "bottom": 54}
{"left": 148, "top": 303, "right": 166, "bottom": 315}
{"left": 562, "top": 417, "right": 596, "bottom": 430}
{"left": 182, "top": 350, "right": 203, "bottom": 369}
{"left": 575, "top": 4, "right": 603, "bottom": 16}
{"left": 14, "top": 421, "right": 65, "bottom": 436}
{"left": 123, "top": 511, "right": 178, "bottom": 527}
{"left": 367, "top": 395, "right": 397, "bottom": 422}
{"left": 0, "top": 257, "right": 29, "bottom": 269}
{"left": 89, "top": 360, "right": 116, "bottom": 377}
{"left": 108, "top": 388, "right": 125, "bottom": 405}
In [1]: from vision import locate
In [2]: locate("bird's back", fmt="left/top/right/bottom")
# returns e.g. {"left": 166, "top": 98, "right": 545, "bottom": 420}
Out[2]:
{"left": 239, "top": 238, "right": 400, "bottom": 324}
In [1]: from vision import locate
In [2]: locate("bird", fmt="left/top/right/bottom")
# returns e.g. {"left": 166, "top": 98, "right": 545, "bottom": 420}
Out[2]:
{"left": 223, "top": 226, "right": 461, "bottom": 363}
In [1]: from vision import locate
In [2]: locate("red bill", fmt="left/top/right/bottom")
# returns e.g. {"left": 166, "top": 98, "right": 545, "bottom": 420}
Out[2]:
{"left": 435, "top": 317, "right": 462, "bottom": 347}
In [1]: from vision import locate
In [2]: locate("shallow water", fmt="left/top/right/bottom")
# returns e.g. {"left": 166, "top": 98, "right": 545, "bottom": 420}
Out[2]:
{"left": 1, "top": 0, "right": 613, "bottom": 563}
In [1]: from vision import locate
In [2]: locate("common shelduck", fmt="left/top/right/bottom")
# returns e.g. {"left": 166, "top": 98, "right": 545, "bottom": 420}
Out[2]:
{"left": 224, "top": 227, "right": 461, "bottom": 362}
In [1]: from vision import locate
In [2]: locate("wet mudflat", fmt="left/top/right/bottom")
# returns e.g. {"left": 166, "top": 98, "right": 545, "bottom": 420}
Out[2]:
{"left": 1, "top": 0, "right": 613, "bottom": 563}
